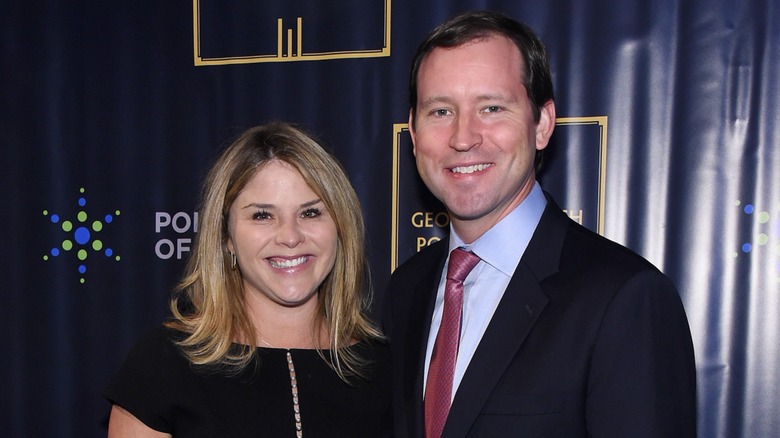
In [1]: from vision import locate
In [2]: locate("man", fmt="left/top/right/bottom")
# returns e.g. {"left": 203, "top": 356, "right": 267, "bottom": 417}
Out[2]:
{"left": 383, "top": 10, "right": 697, "bottom": 437}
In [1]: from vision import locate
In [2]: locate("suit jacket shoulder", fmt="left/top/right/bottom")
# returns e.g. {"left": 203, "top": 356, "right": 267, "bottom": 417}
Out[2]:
{"left": 525, "top": 195, "right": 664, "bottom": 287}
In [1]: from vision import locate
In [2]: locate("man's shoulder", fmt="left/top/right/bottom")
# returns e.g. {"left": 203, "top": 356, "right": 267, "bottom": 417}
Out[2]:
{"left": 560, "top": 218, "right": 660, "bottom": 274}
{"left": 391, "top": 238, "right": 448, "bottom": 279}
{"left": 528, "top": 199, "right": 666, "bottom": 283}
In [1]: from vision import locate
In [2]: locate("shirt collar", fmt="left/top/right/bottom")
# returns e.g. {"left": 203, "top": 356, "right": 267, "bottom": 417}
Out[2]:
{"left": 449, "top": 182, "right": 547, "bottom": 276}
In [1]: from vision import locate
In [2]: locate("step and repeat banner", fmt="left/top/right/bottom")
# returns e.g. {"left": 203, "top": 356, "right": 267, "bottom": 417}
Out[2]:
{"left": 2, "top": 1, "right": 778, "bottom": 436}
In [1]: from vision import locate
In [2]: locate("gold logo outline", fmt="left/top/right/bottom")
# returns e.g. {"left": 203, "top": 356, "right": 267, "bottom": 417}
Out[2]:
{"left": 192, "top": 0, "right": 392, "bottom": 65}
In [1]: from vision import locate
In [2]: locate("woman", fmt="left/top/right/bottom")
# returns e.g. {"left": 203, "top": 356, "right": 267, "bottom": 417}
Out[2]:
{"left": 106, "top": 123, "right": 391, "bottom": 437}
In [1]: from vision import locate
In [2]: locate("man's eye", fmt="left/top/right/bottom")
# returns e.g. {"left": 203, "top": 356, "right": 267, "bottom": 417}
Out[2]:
{"left": 484, "top": 105, "right": 501, "bottom": 113}
{"left": 301, "top": 208, "right": 322, "bottom": 219}
{"left": 433, "top": 109, "right": 450, "bottom": 117}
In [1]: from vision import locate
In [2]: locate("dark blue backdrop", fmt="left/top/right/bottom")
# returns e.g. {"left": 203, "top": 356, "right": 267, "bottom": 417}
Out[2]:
{"left": 2, "top": 1, "right": 778, "bottom": 437}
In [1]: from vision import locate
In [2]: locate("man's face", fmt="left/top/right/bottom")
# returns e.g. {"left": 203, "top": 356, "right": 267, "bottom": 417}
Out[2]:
{"left": 410, "top": 35, "right": 555, "bottom": 242}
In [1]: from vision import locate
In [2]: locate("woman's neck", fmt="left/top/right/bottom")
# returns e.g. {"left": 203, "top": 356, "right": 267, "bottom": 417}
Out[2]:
{"left": 244, "top": 295, "right": 328, "bottom": 349}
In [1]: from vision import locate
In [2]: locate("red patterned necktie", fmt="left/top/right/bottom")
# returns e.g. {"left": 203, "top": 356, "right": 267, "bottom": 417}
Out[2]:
{"left": 424, "top": 248, "right": 481, "bottom": 438}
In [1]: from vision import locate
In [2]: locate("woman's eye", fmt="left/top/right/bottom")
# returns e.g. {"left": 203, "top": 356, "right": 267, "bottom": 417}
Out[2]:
{"left": 252, "top": 211, "right": 271, "bottom": 220}
{"left": 301, "top": 208, "right": 322, "bottom": 219}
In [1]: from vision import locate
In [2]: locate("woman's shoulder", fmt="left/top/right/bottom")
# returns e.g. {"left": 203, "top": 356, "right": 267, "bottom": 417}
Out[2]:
{"left": 127, "top": 324, "right": 188, "bottom": 357}
{"left": 111, "top": 324, "right": 196, "bottom": 386}
{"left": 106, "top": 324, "right": 196, "bottom": 433}
{"left": 348, "top": 337, "right": 392, "bottom": 375}
{"left": 350, "top": 337, "right": 390, "bottom": 356}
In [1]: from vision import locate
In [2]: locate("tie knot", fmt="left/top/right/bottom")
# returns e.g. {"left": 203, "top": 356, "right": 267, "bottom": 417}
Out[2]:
{"left": 447, "top": 248, "right": 481, "bottom": 283}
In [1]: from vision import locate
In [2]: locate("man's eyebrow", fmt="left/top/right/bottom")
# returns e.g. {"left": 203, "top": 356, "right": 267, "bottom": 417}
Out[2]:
{"left": 419, "top": 95, "right": 454, "bottom": 108}
{"left": 419, "top": 93, "right": 518, "bottom": 108}
{"left": 475, "top": 93, "right": 517, "bottom": 103}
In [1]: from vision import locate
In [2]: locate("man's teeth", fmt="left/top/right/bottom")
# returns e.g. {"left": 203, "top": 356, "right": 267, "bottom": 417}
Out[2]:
{"left": 452, "top": 163, "right": 491, "bottom": 174}
{"left": 269, "top": 257, "right": 307, "bottom": 268}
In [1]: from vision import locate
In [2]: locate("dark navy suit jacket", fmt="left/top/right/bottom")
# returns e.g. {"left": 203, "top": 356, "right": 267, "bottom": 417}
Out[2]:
{"left": 382, "top": 196, "right": 696, "bottom": 437}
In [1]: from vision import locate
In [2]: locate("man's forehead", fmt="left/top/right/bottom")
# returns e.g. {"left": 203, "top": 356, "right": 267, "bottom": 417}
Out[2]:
{"left": 423, "top": 34, "right": 522, "bottom": 66}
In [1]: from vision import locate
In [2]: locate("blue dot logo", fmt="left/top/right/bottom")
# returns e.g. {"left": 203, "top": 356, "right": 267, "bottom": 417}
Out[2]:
{"left": 43, "top": 188, "right": 121, "bottom": 284}
{"left": 734, "top": 200, "right": 779, "bottom": 281}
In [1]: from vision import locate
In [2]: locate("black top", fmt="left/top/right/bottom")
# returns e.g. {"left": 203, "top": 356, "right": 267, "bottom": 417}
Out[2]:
{"left": 106, "top": 326, "right": 393, "bottom": 437}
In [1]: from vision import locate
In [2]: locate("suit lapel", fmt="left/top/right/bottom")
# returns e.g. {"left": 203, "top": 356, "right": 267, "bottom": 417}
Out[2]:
{"left": 402, "top": 243, "right": 448, "bottom": 437}
{"left": 444, "top": 264, "right": 549, "bottom": 436}
{"left": 443, "top": 196, "right": 569, "bottom": 436}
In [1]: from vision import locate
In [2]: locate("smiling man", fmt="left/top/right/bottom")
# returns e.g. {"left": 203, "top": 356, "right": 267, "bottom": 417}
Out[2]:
{"left": 383, "top": 10, "right": 697, "bottom": 438}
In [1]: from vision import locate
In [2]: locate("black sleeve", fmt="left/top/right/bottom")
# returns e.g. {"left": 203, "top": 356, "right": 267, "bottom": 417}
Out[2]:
{"left": 105, "top": 326, "right": 189, "bottom": 434}
{"left": 586, "top": 270, "right": 697, "bottom": 437}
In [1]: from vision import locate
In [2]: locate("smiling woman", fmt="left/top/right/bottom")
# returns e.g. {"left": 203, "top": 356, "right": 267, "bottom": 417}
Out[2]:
{"left": 105, "top": 123, "right": 391, "bottom": 437}
{"left": 226, "top": 160, "right": 339, "bottom": 315}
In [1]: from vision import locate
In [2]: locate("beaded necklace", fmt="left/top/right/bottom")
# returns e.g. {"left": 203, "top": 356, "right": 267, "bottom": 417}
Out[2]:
{"left": 261, "top": 339, "right": 303, "bottom": 437}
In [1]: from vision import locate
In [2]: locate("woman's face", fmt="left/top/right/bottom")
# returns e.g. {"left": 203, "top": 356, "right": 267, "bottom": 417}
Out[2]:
{"left": 226, "top": 159, "right": 338, "bottom": 310}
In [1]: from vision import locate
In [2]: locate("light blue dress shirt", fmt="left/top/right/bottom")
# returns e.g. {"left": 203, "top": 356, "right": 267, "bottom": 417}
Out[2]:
{"left": 423, "top": 182, "right": 547, "bottom": 400}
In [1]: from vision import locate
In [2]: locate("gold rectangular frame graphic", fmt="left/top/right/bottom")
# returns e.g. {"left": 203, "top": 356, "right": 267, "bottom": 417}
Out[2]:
{"left": 390, "top": 123, "right": 410, "bottom": 272}
{"left": 556, "top": 116, "right": 609, "bottom": 235}
{"left": 391, "top": 116, "right": 608, "bottom": 271}
{"left": 192, "top": 0, "right": 392, "bottom": 65}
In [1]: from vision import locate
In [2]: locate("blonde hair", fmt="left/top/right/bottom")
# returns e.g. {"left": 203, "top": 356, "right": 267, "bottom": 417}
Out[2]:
{"left": 167, "top": 122, "right": 382, "bottom": 380}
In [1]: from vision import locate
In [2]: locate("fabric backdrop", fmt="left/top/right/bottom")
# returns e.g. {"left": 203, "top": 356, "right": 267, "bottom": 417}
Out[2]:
{"left": 1, "top": 1, "right": 778, "bottom": 437}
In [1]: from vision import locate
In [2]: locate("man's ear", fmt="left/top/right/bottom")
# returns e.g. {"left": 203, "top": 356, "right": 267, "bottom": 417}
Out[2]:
{"left": 408, "top": 109, "right": 418, "bottom": 157}
{"left": 535, "top": 100, "right": 556, "bottom": 151}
